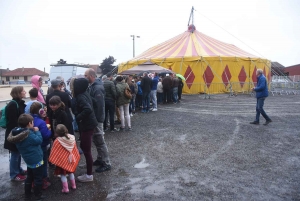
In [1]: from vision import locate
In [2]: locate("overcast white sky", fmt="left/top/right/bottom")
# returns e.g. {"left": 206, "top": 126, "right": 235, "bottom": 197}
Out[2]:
{"left": 0, "top": 0, "right": 299, "bottom": 73}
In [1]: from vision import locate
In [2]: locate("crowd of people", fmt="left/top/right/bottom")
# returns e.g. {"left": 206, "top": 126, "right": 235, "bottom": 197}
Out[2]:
{"left": 1, "top": 66, "right": 273, "bottom": 201}
{"left": 2, "top": 69, "right": 184, "bottom": 200}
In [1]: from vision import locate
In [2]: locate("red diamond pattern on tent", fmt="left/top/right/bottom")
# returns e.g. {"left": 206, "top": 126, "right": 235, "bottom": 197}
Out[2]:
{"left": 252, "top": 66, "right": 257, "bottom": 86}
{"left": 203, "top": 66, "right": 214, "bottom": 88}
{"left": 184, "top": 66, "right": 195, "bottom": 89}
{"left": 238, "top": 66, "right": 247, "bottom": 87}
{"left": 222, "top": 65, "right": 231, "bottom": 86}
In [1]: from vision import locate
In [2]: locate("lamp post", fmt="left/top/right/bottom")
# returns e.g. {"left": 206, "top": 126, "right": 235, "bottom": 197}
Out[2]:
{"left": 130, "top": 35, "right": 140, "bottom": 58}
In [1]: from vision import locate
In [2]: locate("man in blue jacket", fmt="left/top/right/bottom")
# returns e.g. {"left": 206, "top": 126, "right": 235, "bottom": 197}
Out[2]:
{"left": 250, "top": 69, "right": 272, "bottom": 125}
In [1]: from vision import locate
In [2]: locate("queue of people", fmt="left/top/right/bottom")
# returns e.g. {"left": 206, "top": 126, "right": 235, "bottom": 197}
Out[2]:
{"left": 2, "top": 68, "right": 272, "bottom": 200}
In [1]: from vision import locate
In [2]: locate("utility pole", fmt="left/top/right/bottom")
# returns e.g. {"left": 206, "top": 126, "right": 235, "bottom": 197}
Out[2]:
{"left": 130, "top": 35, "right": 140, "bottom": 58}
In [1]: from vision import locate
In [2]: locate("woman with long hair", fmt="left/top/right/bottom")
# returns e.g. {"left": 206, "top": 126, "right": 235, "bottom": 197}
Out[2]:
{"left": 4, "top": 86, "right": 27, "bottom": 181}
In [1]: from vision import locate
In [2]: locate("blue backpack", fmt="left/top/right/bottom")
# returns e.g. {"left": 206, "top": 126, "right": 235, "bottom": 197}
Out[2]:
{"left": 0, "top": 100, "right": 19, "bottom": 128}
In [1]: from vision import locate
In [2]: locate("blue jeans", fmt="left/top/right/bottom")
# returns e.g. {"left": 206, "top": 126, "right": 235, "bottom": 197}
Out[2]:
{"left": 142, "top": 91, "right": 151, "bottom": 111}
{"left": 10, "top": 151, "right": 24, "bottom": 179}
{"left": 150, "top": 90, "right": 157, "bottom": 109}
{"left": 41, "top": 146, "right": 48, "bottom": 178}
{"left": 255, "top": 98, "right": 271, "bottom": 122}
{"left": 172, "top": 87, "right": 178, "bottom": 103}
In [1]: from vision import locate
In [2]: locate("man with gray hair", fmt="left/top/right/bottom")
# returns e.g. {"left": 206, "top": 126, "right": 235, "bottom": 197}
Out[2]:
{"left": 250, "top": 69, "right": 272, "bottom": 125}
{"left": 84, "top": 68, "right": 111, "bottom": 173}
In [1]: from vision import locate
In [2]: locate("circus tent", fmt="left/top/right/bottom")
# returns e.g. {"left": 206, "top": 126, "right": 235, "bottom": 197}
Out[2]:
{"left": 118, "top": 24, "right": 271, "bottom": 95}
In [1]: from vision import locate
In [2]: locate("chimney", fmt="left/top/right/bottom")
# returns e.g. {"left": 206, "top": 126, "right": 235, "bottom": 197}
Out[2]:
{"left": 44, "top": 67, "right": 45, "bottom": 73}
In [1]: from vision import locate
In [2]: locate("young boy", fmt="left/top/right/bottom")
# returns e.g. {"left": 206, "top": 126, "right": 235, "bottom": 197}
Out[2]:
{"left": 7, "top": 114, "right": 45, "bottom": 200}
{"left": 24, "top": 88, "right": 39, "bottom": 114}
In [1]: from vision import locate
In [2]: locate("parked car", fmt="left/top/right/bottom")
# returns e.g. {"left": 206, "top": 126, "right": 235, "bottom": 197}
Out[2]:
{"left": 17, "top": 80, "right": 26, "bottom": 84}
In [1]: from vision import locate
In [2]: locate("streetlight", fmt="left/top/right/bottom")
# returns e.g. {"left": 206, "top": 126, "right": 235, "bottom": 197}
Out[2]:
{"left": 130, "top": 35, "right": 140, "bottom": 58}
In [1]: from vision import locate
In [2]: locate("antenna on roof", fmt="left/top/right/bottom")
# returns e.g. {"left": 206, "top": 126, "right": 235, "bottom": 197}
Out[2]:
{"left": 188, "top": 6, "right": 194, "bottom": 26}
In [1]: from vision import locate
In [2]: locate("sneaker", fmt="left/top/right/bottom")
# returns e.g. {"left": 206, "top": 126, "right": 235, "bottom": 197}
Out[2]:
{"left": 119, "top": 127, "right": 125, "bottom": 132}
{"left": 93, "top": 160, "right": 102, "bottom": 166}
{"left": 127, "top": 127, "right": 132, "bottom": 131}
{"left": 130, "top": 113, "right": 133, "bottom": 117}
{"left": 104, "top": 128, "right": 109, "bottom": 132}
{"left": 95, "top": 165, "right": 111, "bottom": 173}
{"left": 149, "top": 108, "right": 153, "bottom": 111}
{"left": 250, "top": 121, "right": 259, "bottom": 124}
{"left": 263, "top": 119, "right": 272, "bottom": 125}
{"left": 12, "top": 174, "right": 26, "bottom": 181}
{"left": 152, "top": 108, "right": 157, "bottom": 111}
{"left": 42, "top": 178, "right": 51, "bottom": 190}
{"left": 77, "top": 174, "right": 93, "bottom": 182}
{"left": 110, "top": 128, "right": 119, "bottom": 132}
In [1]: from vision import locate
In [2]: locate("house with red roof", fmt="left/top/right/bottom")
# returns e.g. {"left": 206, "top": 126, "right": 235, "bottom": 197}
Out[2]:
{"left": 284, "top": 64, "right": 300, "bottom": 76}
{"left": 1, "top": 67, "right": 49, "bottom": 84}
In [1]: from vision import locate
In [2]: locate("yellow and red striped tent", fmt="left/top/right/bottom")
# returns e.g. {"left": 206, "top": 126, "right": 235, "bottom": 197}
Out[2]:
{"left": 118, "top": 25, "right": 271, "bottom": 94}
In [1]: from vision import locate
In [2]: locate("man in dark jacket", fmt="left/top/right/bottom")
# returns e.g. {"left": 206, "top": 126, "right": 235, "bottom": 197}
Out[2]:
{"left": 140, "top": 72, "right": 152, "bottom": 113}
{"left": 162, "top": 74, "right": 172, "bottom": 103}
{"left": 46, "top": 79, "right": 74, "bottom": 134}
{"left": 103, "top": 72, "right": 118, "bottom": 132}
{"left": 250, "top": 69, "right": 272, "bottom": 125}
{"left": 85, "top": 69, "right": 111, "bottom": 173}
{"left": 171, "top": 73, "right": 179, "bottom": 104}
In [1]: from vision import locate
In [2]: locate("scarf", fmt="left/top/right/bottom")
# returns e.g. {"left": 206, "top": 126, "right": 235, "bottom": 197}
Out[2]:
{"left": 57, "top": 134, "right": 76, "bottom": 163}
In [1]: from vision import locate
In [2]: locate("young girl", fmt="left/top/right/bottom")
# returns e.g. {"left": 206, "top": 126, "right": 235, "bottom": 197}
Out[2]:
{"left": 49, "top": 124, "right": 79, "bottom": 193}
{"left": 48, "top": 96, "right": 73, "bottom": 138}
{"left": 30, "top": 102, "right": 52, "bottom": 189}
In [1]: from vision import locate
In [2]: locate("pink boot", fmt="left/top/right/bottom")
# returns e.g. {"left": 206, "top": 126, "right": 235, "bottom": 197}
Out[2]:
{"left": 61, "top": 181, "right": 69, "bottom": 193}
{"left": 70, "top": 179, "right": 76, "bottom": 189}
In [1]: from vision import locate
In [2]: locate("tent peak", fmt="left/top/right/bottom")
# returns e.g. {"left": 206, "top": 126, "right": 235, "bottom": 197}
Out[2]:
{"left": 188, "top": 24, "right": 196, "bottom": 33}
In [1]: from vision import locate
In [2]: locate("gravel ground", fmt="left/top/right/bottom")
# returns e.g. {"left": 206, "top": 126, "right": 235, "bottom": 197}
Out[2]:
{"left": 0, "top": 93, "right": 299, "bottom": 201}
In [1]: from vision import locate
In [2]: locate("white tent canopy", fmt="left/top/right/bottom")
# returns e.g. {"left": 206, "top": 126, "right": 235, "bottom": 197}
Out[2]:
{"left": 119, "top": 61, "right": 174, "bottom": 75}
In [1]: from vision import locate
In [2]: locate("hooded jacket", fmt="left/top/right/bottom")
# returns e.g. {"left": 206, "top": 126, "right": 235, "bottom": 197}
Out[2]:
{"left": 87, "top": 78, "right": 105, "bottom": 123}
{"left": 31, "top": 75, "right": 45, "bottom": 104}
{"left": 73, "top": 78, "right": 98, "bottom": 131}
{"left": 32, "top": 114, "right": 52, "bottom": 147}
{"left": 4, "top": 98, "right": 26, "bottom": 152}
{"left": 7, "top": 128, "right": 43, "bottom": 167}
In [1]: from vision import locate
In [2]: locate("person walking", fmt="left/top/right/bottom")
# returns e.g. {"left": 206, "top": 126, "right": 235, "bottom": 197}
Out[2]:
{"left": 4, "top": 86, "right": 27, "bottom": 181}
{"left": 250, "top": 69, "right": 272, "bottom": 125}
{"left": 84, "top": 68, "right": 112, "bottom": 173}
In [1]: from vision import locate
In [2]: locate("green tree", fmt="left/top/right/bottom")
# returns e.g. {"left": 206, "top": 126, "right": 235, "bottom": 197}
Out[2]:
{"left": 99, "top": 56, "right": 116, "bottom": 75}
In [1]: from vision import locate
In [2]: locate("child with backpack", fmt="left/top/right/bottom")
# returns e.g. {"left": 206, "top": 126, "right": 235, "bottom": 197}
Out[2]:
{"left": 30, "top": 102, "right": 52, "bottom": 189}
{"left": 49, "top": 124, "right": 80, "bottom": 193}
{"left": 7, "top": 114, "right": 45, "bottom": 200}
